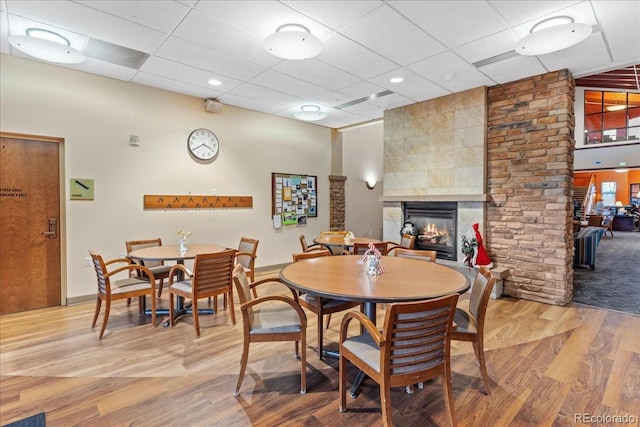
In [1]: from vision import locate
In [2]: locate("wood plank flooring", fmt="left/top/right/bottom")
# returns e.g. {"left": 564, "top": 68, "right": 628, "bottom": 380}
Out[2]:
{"left": 1, "top": 268, "right": 639, "bottom": 426}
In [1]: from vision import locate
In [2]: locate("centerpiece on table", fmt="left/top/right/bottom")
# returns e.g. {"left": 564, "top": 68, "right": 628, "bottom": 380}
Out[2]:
{"left": 356, "top": 242, "right": 384, "bottom": 276}
{"left": 176, "top": 230, "right": 192, "bottom": 252}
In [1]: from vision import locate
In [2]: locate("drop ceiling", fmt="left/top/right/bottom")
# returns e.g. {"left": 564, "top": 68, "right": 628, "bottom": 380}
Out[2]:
{"left": 1, "top": 0, "right": 639, "bottom": 129}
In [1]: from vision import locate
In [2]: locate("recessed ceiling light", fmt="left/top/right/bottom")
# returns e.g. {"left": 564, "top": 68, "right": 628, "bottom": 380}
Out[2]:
{"left": 264, "top": 24, "right": 323, "bottom": 60}
{"left": 9, "top": 27, "right": 85, "bottom": 64}
{"left": 390, "top": 77, "right": 403, "bottom": 83}
{"left": 208, "top": 79, "right": 221, "bottom": 86}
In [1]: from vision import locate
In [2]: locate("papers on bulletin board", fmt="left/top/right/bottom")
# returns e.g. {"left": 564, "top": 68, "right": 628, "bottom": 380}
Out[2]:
{"left": 273, "top": 214, "right": 282, "bottom": 229}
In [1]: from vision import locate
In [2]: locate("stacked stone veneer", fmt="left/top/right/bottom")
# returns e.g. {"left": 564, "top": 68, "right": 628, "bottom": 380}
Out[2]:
{"left": 382, "top": 71, "right": 575, "bottom": 305}
{"left": 329, "top": 175, "right": 346, "bottom": 230}
{"left": 382, "top": 87, "right": 488, "bottom": 261}
{"left": 487, "top": 70, "right": 575, "bottom": 305}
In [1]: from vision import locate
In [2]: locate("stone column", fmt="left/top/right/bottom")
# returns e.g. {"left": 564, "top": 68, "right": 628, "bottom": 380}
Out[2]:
{"left": 329, "top": 175, "right": 346, "bottom": 230}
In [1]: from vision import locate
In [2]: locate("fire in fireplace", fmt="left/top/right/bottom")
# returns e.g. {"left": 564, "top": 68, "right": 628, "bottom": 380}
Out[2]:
{"left": 403, "top": 202, "right": 457, "bottom": 260}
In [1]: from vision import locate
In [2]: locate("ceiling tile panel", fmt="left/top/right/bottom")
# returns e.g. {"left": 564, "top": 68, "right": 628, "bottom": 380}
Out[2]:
{"left": 390, "top": 0, "right": 509, "bottom": 48}
{"left": 339, "top": 6, "right": 445, "bottom": 66}
{"left": 140, "top": 56, "right": 243, "bottom": 91}
{"left": 75, "top": 0, "right": 190, "bottom": 32}
{"left": 283, "top": 0, "right": 384, "bottom": 30}
{"left": 133, "top": 71, "right": 224, "bottom": 99}
{"left": 408, "top": 51, "right": 496, "bottom": 92}
{"left": 318, "top": 32, "right": 398, "bottom": 79}
{"left": 272, "top": 58, "right": 361, "bottom": 91}
{"left": 172, "top": 9, "right": 279, "bottom": 68}
{"left": 156, "top": 37, "right": 265, "bottom": 81}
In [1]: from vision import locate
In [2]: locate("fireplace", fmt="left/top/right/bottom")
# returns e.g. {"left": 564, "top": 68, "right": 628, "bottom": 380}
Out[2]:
{"left": 402, "top": 202, "right": 457, "bottom": 261}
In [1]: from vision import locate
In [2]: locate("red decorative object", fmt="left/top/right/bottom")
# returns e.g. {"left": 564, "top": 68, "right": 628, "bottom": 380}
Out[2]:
{"left": 472, "top": 223, "right": 493, "bottom": 269}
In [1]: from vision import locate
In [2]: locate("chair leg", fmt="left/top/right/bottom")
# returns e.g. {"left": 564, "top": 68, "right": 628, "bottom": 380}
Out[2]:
{"left": 381, "top": 382, "right": 393, "bottom": 427}
{"left": 300, "top": 332, "right": 307, "bottom": 394}
{"left": 325, "top": 313, "right": 331, "bottom": 329}
{"left": 157, "top": 279, "right": 164, "bottom": 298}
{"left": 317, "top": 314, "right": 324, "bottom": 359}
{"left": 169, "top": 292, "right": 175, "bottom": 327}
{"left": 339, "top": 354, "right": 347, "bottom": 412}
{"left": 98, "top": 301, "right": 111, "bottom": 340}
{"left": 150, "top": 290, "right": 156, "bottom": 328}
{"left": 91, "top": 297, "right": 102, "bottom": 328}
{"left": 227, "top": 291, "right": 236, "bottom": 325}
{"left": 193, "top": 298, "right": 200, "bottom": 337}
{"left": 473, "top": 340, "right": 492, "bottom": 395}
{"left": 234, "top": 339, "right": 250, "bottom": 396}
{"left": 442, "top": 367, "right": 458, "bottom": 427}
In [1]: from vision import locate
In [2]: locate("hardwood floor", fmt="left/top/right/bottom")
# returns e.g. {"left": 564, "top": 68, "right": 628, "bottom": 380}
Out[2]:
{"left": 1, "top": 269, "right": 639, "bottom": 426}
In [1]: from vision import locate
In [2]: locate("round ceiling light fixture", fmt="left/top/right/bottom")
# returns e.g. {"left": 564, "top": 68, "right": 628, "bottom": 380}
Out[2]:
{"left": 515, "top": 16, "right": 591, "bottom": 56}
{"left": 264, "top": 24, "right": 323, "bottom": 60}
{"left": 294, "top": 105, "right": 327, "bottom": 121}
{"left": 9, "top": 28, "right": 85, "bottom": 64}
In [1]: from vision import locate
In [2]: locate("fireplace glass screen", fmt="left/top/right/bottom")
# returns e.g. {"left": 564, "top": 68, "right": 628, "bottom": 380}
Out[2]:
{"left": 403, "top": 202, "right": 457, "bottom": 260}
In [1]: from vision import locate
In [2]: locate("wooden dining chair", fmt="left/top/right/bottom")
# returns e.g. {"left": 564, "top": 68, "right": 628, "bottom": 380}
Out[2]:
{"left": 386, "top": 234, "right": 416, "bottom": 255}
{"left": 352, "top": 241, "right": 388, "bottom": 256}
{"left": 167, "top": 249, "right": 236, "bottom": 337}
{"left": 236, "top": 237, "right": 259, "bottom": 282}
{"left": 391, "top": 248, "right": 437, "bottom": 262}
{"left": 451, "top": 266, "right": 496, "bottom": 395}
{"left": 232, "top": 264, "right": 307, "bottom": 395}
{"left": 125, "top": 238, "right": 175, "bottom": 298}
{"left": 292, "top": 249, "right": 361, "bottom": 359}
{"left": 320, "top": 230, "right": 350, "bottom": 237}
{"left": 89, "top": 250, "right": 157, "bottom": 340}
{"left": 299, "top": 234, "right": 325, "bottom": 252}
{"left": 586, "top": 215, "right": 604, "bottom": 227}
{"left": 339, "top": 294, "right": 459, "bottom": 427}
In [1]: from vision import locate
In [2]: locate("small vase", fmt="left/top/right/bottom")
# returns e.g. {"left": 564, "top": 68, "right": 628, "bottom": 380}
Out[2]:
{"left": 179, "top": 237, "right": 188, "bottom": 252}
{"left": 367, "top": 256, "right": 380, "bottom": 276}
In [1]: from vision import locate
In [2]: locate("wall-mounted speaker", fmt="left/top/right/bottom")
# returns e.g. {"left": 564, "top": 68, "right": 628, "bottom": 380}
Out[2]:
{"left": 204, "top": 98, "right": 223, "bottom": 113}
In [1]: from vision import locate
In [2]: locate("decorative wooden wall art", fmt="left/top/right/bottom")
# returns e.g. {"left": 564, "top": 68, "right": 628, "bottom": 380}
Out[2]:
{"left": 143, "top": 195, "right": 253, "bottom": 210}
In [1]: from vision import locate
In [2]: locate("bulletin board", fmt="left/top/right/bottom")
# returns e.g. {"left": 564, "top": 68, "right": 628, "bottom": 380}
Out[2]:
{"left": 271, "top": 173, "right": 317, "bottom": 225}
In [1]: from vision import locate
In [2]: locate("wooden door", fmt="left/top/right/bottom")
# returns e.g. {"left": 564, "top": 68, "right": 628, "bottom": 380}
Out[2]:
{"left": 0, "top": 134, "right": 62, "bottom": 314}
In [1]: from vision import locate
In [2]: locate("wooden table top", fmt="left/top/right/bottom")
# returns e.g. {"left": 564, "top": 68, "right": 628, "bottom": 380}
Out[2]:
{"left": 313, "top": 236, "right": 382, "bottom": 248}
{"left": 128, "top": 244, "right": 228, "bottom": 262}
{"left": 279, "top": 255, "right": 470, "bottom": 304}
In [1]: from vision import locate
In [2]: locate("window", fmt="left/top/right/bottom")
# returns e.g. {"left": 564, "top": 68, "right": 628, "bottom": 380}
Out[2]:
{"left": 584, "top": 91, "right": 640, "bottom": 145}
{"left": 601, "top": 181, "right": 617, "bottom": 207}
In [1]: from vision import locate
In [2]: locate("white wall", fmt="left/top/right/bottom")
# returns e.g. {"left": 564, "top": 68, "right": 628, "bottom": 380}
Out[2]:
{"left": 0, "top": 55, "right": 332, "bottom": 299}
{"left": 341, "top": 122, "right": 384, "bottom": 239}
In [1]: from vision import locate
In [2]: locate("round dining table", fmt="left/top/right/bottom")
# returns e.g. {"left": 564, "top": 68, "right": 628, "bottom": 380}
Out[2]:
{"left": 128, "top": 244, "right": 228, "bottom": 323}
{"left": 280, "top": 254, "right": 470, "bottom": 395}
{"left": 280, "top": 254, "right": 470, "bottom": 316}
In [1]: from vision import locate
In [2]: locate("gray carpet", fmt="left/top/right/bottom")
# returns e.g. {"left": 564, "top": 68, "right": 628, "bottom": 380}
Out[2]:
{"left": 573, "top": 230, "right": 640, "bottom": 316}
{"left": 1, "top": 412, "right": 45, "bottom": 427}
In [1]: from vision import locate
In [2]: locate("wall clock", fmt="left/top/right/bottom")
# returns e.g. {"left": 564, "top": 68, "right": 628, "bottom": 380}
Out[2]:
{"left": 187, "top": 128, "right": 219, "bottom": 161}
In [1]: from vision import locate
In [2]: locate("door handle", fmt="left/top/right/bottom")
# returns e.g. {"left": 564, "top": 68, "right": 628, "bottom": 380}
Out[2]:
{"left": 41, "top": 217, "right": 57, "bottom": 239}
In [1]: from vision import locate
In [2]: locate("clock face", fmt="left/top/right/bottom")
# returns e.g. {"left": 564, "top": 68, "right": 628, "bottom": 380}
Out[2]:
{"left": 188, "top": 128, "right": 219, "bottom": 161}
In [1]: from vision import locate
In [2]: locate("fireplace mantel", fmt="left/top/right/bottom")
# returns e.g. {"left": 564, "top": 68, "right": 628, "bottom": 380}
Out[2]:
{"left": 381, "top": 195, "right": 490, "bottom": 202}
